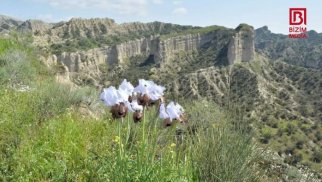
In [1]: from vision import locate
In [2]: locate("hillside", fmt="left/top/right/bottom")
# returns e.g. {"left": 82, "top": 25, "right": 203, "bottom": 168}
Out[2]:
{"left": 255, "top": 26, "right": 322, "bottom": 69}
{"left": 0, "top": 36, "right": 274, "bottom": 181}
{"left": 0, "top": 15, "right": 22, "bottom": 34}
{"left": 0, "top": 16, "right": 322, "bottom": 181}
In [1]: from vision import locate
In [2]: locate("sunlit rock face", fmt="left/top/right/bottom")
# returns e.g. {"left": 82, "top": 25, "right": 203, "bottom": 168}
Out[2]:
{"left": 228, "top": 24, "right": 255, "bottom": 64}
{"left": 28, "top": 19, "right": 254, "bottom": 86}
{"left": 49, "top": 32, "right": 221, "bottom": 73}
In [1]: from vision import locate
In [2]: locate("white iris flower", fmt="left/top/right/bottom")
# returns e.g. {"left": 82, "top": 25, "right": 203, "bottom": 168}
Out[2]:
{"left": 119, "top": 79, "right": 134, "bottom": 96}
{"left": 134, "top": 79, "right": 165, "bottom": 101}
{"left": 127, "top": 100, "right": 144, "bottom": 113}
{"left": 100, "top": 86, "right": 130, "bottom": 107}
{"left": 148, "top": 83, "right": 166, "bottom": 101}
{"left": 159, "top": 102, "right": 184, "bottom": 121}
{"left": 100, "top": 80, "right": 134, "bottom": 107}
{"left": 159, "top": 103, "right": 169, "bottom": 119}
{"left": 133, "top": 79, "right": 151, "bottom": 95}
{"left": 100, "top": 86, "right": 120, "bottom": 106}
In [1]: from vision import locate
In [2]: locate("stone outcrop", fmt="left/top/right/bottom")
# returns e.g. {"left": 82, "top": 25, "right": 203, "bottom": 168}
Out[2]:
{"left": 0, "top": 15, "right": 22, "bottom": 34}
{"left": 112, "top": 36, "right": 158, "bottom": 64}
{"left": 36, "top": 19, "right": 255, "bottom": 82}
{"left": 227, "top": 24, "right": 255, "bottom": 64}
{"left": 30, "top": 18, "right": 195, "bottom": 46}
{"left": 172, "top": 66, "right": 230, "bottom": 101}
{"left": 156, "top": 33, "right": 218, "bottom": 66}
{"left": 49, "top": 18, "right": 116, "bottom": 39}
{"left": 50, "top": 32, "right": 222, "bottom": 73}
{"left": 255, "top": 26, "right": 322, "bottom": 69}
{"left": 47, "top": 37, "right": 155, "bottom": 73}
{"left": 17, "top": 20, "right": 53, "bottom": 34}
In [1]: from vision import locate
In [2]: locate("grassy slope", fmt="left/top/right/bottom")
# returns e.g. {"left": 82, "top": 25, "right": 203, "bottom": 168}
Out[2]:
{"left": 0, "top": 37, "right": 265, "bottom": 181}
{"left": 159, "top": 25, "right": 229, "bottom": 40}
{"left": 242, "top": 60, "right": 322, "bottom": 177}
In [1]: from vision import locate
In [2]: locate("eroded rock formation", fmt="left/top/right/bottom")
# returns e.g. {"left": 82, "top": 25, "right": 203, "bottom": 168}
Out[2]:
{"left": 227, "top": 24, "right": 255, "bottom": 64}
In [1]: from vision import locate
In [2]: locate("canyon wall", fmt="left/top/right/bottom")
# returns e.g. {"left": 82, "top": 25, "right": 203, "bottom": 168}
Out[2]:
{"left": 227, "top": 25, "right": 255, "bottom": 64}
{"left": 50, "top": 32, "right": 222, "bottom": 73}
{"left": 43, "top": 22, "right": 255, "bottom": 78}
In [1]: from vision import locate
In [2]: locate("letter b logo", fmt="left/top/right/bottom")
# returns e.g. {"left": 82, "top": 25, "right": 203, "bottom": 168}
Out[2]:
{"left": 290, "top": 8, "right": 307, "bottom": 25}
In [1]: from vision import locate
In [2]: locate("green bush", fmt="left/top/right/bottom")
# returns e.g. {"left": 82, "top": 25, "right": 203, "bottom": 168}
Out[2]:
{"left": 0, "top": 50, "right": 36, "bottom": 87}
{"left": 0, "top": 38, "right": 25, "bottom": 55}
{"left": 285, "top": 153, "right": 302, "bottom": 165}
{"left": 312, "top": 150, "right": 322, "bottom": 163}
{"left": 261, "top": 127, "right": 274, "bottom": 139}
{"left": 30, "top": 80, "right": 85, "bottom": 122}
{"left": 190, "top": 126, "right": 262, "bottom": 181}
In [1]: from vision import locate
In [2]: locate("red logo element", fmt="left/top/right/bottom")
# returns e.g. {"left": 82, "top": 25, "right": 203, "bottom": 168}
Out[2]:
{"left": 289, "top": 8, "right": 307, "bottom": 25}
{"left": 289, "top": 8, "right": 307, "bottom": 39}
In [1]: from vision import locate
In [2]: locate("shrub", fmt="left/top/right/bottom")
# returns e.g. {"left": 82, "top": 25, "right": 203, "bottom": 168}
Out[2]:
{"left": 30, "top": 80, "right": 92, "bottom": 122}
{"left": 260, "top": 126, "right": 276, "bottom": 144}
{"left": 286, "top": 123, "right": 297, "bottom": 135}
{"left": 184, "top": 101, "right": 263, "bottom": 181}
{"left": 0, "top": 50, "right": 36, "bottom": 87}
{"left": 0, "top": 38, "right": 25, "bottom": 55}
{"left": 261, "top": 127, "right": 274, "bottom": 139}
{"left": 312, "top": 150, "right": 322, "bottom": 163}
{"left": 284, "top": 153, "right": 302, "bottom": 165}
{"left": 315, "top": 132, "right": 322, "bottom": 141}
{"left": 190, "top": 126, "right": 263, "bottom": 181}
{"left": 295, "top": 141, "right": 304, "bottom": 149}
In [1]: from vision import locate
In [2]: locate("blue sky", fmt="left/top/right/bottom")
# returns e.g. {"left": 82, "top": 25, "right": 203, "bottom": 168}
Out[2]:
{"left": 0, "top": 0, "right": 321, "bottom": 34}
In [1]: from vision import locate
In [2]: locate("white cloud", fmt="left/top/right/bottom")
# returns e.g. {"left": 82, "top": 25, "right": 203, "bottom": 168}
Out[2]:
{"left": 36, "top": 14, "right": 73, "bottom": 22}
{"left": 37, "top": 14, "right": 55, "bottom": 22}
{"left": 36, "top": 0, "right": 149, "bottom": 16}
{"left": 112, "top": 0, "right": 148, "bottom": 15}
{"left": 152, "top": 0, "right": 162, "bottom": 4}
{"left": 173, "top": 0, "right": 183, "bottom": 5}
{"left": 172, "top": 7, "right": 187, "bottom": 15}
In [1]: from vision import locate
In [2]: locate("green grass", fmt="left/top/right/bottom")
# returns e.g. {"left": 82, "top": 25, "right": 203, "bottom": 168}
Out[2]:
{"left": 0, "top": 81, "right": 265, "bottom": 181}
{"left": 235, "top": 24, "right": 254, "bottom": 32}
{"left": 0, "top": 38, "right": 28, "bottom": 55}
{"left": 160, "top": 25, "right": 228, "bottom": 40}
{"left": 0, "top": 36, "right": 266, "bottom": 181}
{"left": 0, "top": 94, "right": 264, "bottom": 181}
{"left": 0, "top": 86, "right": 265, "bottom": 181}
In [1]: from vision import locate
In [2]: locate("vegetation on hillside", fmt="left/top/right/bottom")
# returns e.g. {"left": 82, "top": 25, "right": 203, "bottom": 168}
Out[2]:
{"left": 159, "top": 25, "right": 229, "bottom": 40}
{"left": 48, "top": 22, "right": 230, "bottom": 55}
{"left": 2, "top": 23, "right": 322, "bottom": 180}
{"left": 235, "top": 24, "right": 254, "bottom": 32}
{"left": 0, "top": 36, "right": 269, "bottom": 181}
{"left": 236, "top": 60, "right": 322, "bottom": 177}
{"left": 49, "top": 22, "right": 199, "bottom": 54}
{"left": 255, "top": 26, "right": 322, "bottom": 69}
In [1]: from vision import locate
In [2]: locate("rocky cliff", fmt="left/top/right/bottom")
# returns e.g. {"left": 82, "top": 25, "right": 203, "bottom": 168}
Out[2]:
{"left": 156, "top": 32, "right": 220, "bottom": 66}
{"left": 30, "top": 18, "right": 196, "bottom": 47}
{"left": 18, "top": 20, "right": 53, "bottom": 34}
{"left": 255, "top": 26, "right": 322, "bottom": 69}
{"left": 8, "top": 17, "right": 255, "bottom": 86}
{"left": 47, "top": 29, "right": 236, "bottom": 74}
{"left": 46, "top": 36, "right": 155, "bottom": 72}
{"left": 38, "top": 23, "right": 258, "bottom": 87}
{"left": 0, "top": 15, "right": 22, "bottom": 34}
{"left": 228, "top": 24, "right": 255, "bottom": 64}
